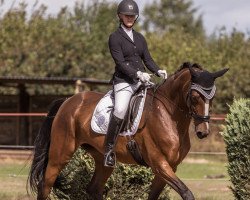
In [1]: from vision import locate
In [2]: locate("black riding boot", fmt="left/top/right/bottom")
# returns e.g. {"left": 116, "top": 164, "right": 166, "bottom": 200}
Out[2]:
{"left": 104, "top": 114, "right": 123, "bottom": 167}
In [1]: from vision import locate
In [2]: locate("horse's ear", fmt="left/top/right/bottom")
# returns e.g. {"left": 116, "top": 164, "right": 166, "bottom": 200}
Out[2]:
{"left": 212, "top": 68, "right": 229, "bottom": 79}
{"left": 189, "top": 66, "right": 199, "bottom": 77}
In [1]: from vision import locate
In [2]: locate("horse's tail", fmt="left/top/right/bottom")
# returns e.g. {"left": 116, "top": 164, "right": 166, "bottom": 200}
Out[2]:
{"left": 28, "top": 98, "right": 66, "bottom": 195}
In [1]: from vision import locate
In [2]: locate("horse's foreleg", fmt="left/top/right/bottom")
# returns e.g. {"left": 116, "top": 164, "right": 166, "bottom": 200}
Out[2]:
{"left": 86, "top": 149, "right": 114, "bottom": 200}
{"left": 150, "top": 161, "right": 194, "bottom": 200}
{"left": 148, "top": 175, "right": 167, "bottom": 200}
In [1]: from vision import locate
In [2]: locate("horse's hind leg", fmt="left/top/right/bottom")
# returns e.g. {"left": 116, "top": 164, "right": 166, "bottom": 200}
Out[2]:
{"left": 40, "top": 132, "right": 76, "bottom": 199}
{"left": 149, "top": 161, "right": 194, "bottom": 200}
{"left": 85, "top": 147, "right": 114, "bottom": 200}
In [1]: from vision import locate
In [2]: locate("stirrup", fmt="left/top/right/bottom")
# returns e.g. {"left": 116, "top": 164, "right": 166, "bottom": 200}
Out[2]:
{"left": 104, "top": 150, "right": 116, "bottom": 167}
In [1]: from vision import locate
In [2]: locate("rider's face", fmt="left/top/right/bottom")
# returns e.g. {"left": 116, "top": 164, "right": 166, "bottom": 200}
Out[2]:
{"left": 119, "top": 14, "right": 136, "bottom": 28}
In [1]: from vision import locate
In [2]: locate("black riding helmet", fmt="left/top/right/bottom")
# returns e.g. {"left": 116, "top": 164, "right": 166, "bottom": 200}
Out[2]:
{"left": 117, "top": 0, "right": 139, "bottom": 16}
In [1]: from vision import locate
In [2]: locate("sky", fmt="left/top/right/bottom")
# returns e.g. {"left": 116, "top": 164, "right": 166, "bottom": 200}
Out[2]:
{"left": 0, "top": 0, "right": 250, "bottom": 35}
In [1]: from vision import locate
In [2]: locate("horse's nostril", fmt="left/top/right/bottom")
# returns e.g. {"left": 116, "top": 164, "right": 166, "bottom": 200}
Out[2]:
{"left": 196, "top": 131, "right": 208, "bottom": 139}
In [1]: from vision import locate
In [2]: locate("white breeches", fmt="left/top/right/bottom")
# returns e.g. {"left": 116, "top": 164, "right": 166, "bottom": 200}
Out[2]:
{"left": 113, "top": 82, "right": 141, "bottom": 119}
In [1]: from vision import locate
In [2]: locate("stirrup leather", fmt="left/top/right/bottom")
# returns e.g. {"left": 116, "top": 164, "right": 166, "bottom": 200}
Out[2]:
{"left": 104, "top": 150, "right": 116, "bottom": 167}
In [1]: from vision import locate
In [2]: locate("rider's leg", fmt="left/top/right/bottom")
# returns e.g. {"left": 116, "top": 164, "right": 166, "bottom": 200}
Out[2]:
{"left": 104, "top": 82, "right": 140, "bottom": 167}
{"left": 103, "top": 114, "right": 123, "bottom": 167}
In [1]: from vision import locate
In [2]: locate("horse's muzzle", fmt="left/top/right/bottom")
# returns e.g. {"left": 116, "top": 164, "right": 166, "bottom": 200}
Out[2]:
{"left": 196, "top": 130, "right": 209, "bottom": 139}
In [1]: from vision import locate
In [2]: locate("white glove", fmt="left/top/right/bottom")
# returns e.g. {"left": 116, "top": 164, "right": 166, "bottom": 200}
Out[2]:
{"left": 137, "top": 71, "right": 151, "bottom": 83}
{"left": 157, "top": 69, "right": 167, "bottom": 79}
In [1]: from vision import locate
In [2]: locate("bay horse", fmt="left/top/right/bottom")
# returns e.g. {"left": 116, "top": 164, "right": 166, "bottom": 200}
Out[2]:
{"left": 28, "top": 62, "right": 228, "bottom": 200}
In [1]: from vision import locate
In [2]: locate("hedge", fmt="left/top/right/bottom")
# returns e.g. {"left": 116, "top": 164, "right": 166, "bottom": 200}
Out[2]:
{"left": 52, "top": 148, "right": 170, "bottom": 200}
{"left": 222, "top": 98, "right": 250, "bottom": 200}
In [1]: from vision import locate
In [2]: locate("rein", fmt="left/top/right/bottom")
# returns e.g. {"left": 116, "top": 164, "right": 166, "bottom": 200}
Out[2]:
{"left": 149, "top": 80, "right": 189, "bottom": 117}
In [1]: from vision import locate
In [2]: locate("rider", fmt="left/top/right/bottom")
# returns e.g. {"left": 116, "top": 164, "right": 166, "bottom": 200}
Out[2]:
{"left": 104, "top": 0, "right": 167, "bottom": 167}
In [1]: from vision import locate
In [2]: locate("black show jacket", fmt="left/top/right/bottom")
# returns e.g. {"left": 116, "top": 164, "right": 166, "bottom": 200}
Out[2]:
{"left": 109, "top": 26, "right": 160, "bottom": 84}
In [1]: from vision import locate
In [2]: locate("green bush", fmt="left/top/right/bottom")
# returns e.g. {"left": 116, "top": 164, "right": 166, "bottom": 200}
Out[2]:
{"left": 222, "top": 98, "right": 250, "bottom": 200}
{"left": 52, "top": 148, "right": 170, "bottom": 200}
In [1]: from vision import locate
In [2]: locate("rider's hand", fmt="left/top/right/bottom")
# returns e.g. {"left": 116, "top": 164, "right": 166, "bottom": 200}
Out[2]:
{"left": 137, "top": 71, "right": 151, "bottom": 83}
{"left": 157, "top": 69, "right": 167, "bottom": 79}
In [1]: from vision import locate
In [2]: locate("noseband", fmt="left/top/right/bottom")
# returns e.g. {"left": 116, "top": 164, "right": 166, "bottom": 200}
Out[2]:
{"left": 187, "top": 83, "right": 216, "bottom": 123}
{"left": 191, "top": 111, "right": 210, "bottom": 122}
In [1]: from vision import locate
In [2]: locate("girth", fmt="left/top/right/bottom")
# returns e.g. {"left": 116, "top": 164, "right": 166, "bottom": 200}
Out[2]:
{"left": 126, "top": 138, "right": 148, "bottom": 166}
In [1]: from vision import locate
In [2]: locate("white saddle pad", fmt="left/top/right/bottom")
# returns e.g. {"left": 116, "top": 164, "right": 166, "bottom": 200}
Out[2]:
{"left": 91, "top": 89, "right": 147, "bottom": 136}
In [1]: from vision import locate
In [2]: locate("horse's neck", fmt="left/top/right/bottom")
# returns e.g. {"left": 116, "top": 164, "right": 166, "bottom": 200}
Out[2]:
{"left": 152, "top": 70, "right": 192, "bottom": 145}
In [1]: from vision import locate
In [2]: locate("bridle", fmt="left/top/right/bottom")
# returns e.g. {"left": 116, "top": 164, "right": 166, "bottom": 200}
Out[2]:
{"left": 186, "top": 83, "right": 216, "bottom": 123}
{"left": 148, "top": 78, "right": 216, "bottom": 124}
{"left": 189, "top": 103, "right": 211, "bottom": 122}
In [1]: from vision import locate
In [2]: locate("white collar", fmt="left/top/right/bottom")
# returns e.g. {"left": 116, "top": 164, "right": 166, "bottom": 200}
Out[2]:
{"left": 121, "top": 24, "right": 134, "bottom": 41}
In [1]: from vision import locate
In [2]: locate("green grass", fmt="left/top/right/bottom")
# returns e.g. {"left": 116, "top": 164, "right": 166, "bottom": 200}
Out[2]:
{"left": 0, "top": 155, "right": 233, "bottom": 200}
{"left": 177, "top": 162, "right": 226, "bottom": 179}
{"left": 0, "top": 163, "right": 30, "bottom": 176}
{"left": 176, "top": 156, "right": 229, "bottom": 179}
{"left": 0, "top": 162, "right": 33, "bottom": 200}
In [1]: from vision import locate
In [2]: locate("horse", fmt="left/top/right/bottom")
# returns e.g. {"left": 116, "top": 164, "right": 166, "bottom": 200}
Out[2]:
{"left": 28, "top": 62, "right": 228, "bottom": 200}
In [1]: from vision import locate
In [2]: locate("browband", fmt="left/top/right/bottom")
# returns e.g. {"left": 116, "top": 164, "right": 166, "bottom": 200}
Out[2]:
{"left": 191, "top": 83, "right": 216, "bottom": 100}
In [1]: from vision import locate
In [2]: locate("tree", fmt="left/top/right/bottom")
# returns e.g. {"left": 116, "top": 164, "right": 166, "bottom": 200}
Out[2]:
{"left": 0, "top": 1, "right": 118, "bottom": 94}
{"left": 0, "top": 0, "right": 249, "bottom": 113}
{"left": 142, "top": 0, "right": 204, "bottom": 36}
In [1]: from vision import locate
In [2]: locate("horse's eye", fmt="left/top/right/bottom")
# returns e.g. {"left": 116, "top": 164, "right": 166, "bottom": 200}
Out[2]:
{"left": 191, "top": 95, "right": 199, "bottom": 104}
